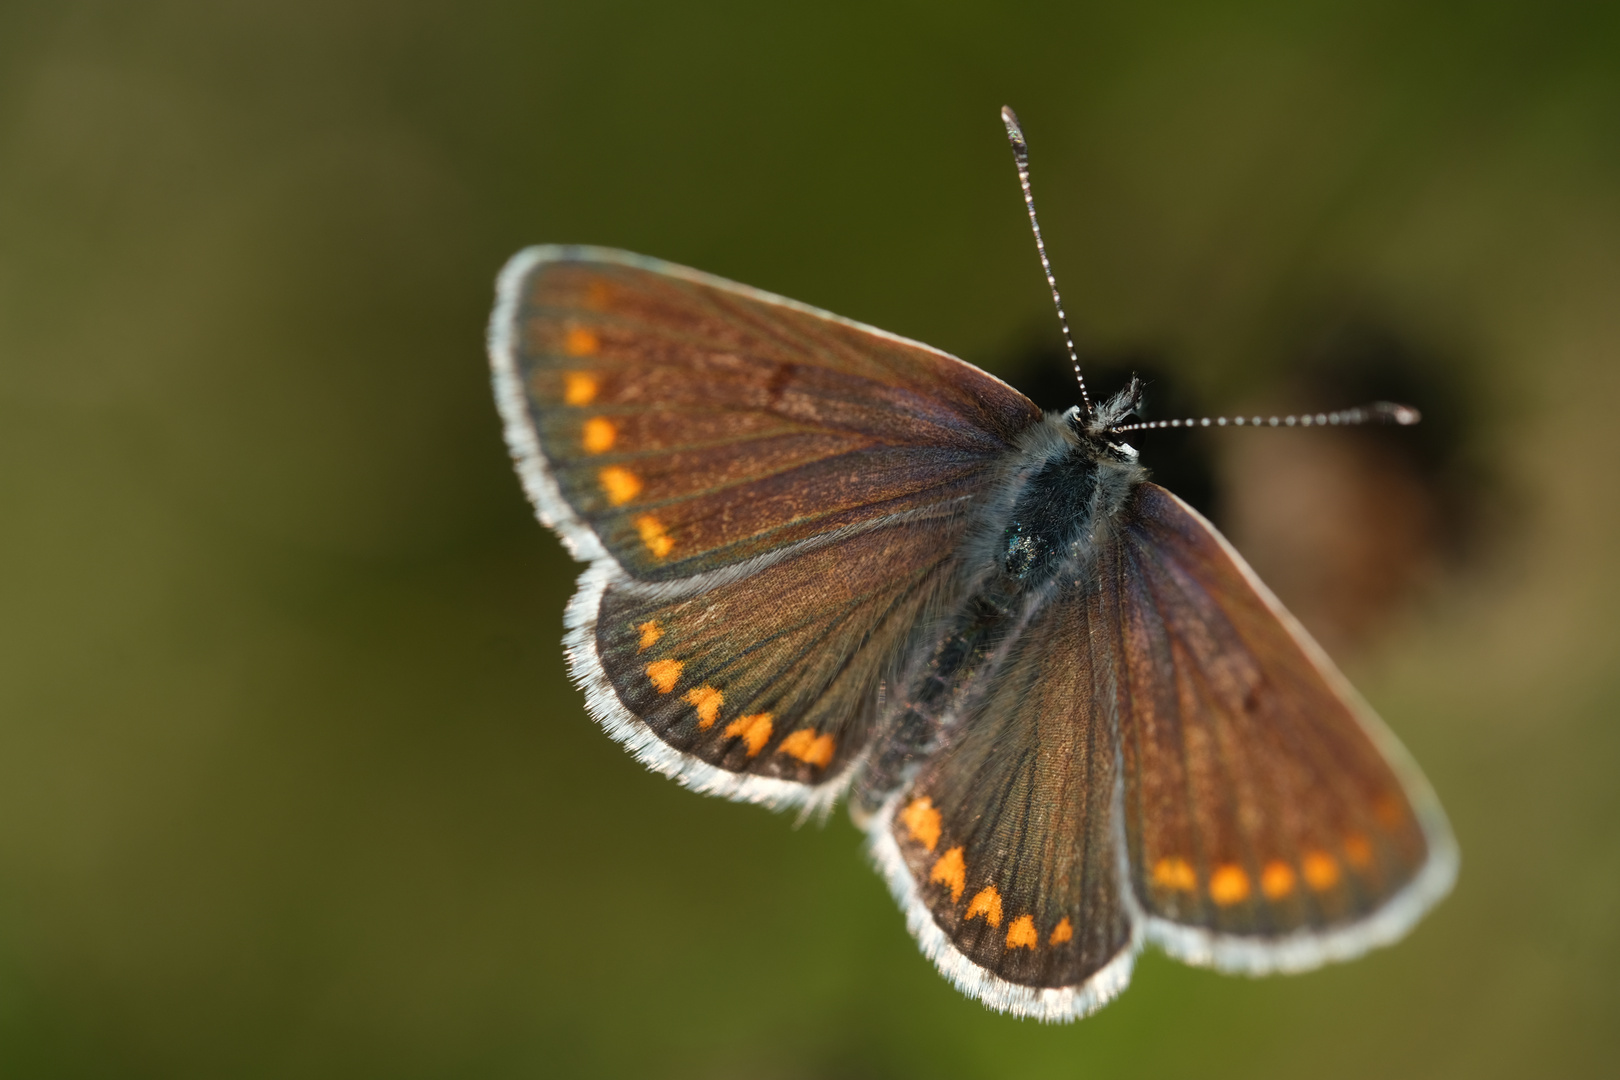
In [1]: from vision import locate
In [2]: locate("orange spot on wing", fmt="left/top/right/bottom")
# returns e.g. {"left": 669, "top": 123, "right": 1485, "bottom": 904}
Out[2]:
{"left": 1209, "top": 864, "right": 1251, "bottom": 906}
{"left": 1005, "top": 914, "right": 1038, "bottom": 949}
{"left": 584, "top": 281, "right": 613, "bottom": 311}
{"left": 1303, "top": 851, "right": 1340, "bottom": 891}
{"left": 565, "top": 327, "right": 599, "bottom": 356}
{"left": 645, "top": 659, "right": 683, "bottom": 693}
{"left": 598, "top": 466, "right": 642, "bottom": 505}
{"left": 965, "top": 886, "right": 1003, "bottom": 928}
{"left": 723, "top": 712, "right": 773, "bottom": 757}
{"left": 636, "top": 620, "right": 662, "bottom": 650}
{"left": 582, "top": 417, "right": 616, "bottom": 453}
{"left": 1343, "top": 832, "right": 1374, "bottom": 870}
{"left": 1049, "top": 917, "right": 1073, "bottom": 945}
{"left": 930, "top": 847, "right": 966, "bottom": 902}
{"left": 563, "top": 371, "right": 598, "bottom": 405}
{"left": 1374, "top": 794, "right": 1406, "bottom": 829}
{"left": 899, "top": 797, "right": 942, "bottom": 852}
{"left": 634, "top": 514, "right": 673, "bottom": 557}
{"left": 1152, "top": 856, "right": 1197, "bottom": 891}
{"left": 684, "top": 684, "right": 723, "bottom": 728}
{"left": 1261, "top": 860, "right": 1297, "bottom": 899}
{"left": 778, "top": 728, "right": 835, "bottom": 768}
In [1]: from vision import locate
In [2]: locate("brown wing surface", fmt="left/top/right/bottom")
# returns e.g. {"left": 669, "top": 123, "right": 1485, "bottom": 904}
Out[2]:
{"left": 576, "top": 512, "right": 973, "bottom": 807}
{"left": 492, "top": 246, "right": 1039, "bottom": 581}
{"left": 875, "top": 579, "right": 1136, "bottom": 1020}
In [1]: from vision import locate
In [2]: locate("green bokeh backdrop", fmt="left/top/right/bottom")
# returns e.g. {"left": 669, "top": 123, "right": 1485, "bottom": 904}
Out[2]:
{"left": 2, "top": 2, "right": 1618, "bottom": 1076}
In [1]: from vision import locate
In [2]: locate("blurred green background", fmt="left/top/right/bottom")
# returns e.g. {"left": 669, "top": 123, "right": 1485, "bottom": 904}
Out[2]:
{"left": 3, "top": 2, "right": 1619, "bottom": 1076}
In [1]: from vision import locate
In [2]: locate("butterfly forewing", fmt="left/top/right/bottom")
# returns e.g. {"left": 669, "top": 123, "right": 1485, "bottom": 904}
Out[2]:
{"left": 1111, "top": 484, "right": 1456, "bottom": 966}
{"left": 497, "top": 247, "right": 1039, "bottom": 581}
{"left": 879, "top": 579, "right": 1135, "bottom": 1018}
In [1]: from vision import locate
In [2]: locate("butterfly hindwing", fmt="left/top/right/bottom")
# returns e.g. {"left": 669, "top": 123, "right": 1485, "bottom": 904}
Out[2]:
{"left": 491, "top": 246, "right": 1040, "bottom": 581}
{"left": 572, "top": 511, "right": 974, "bottom": 807}
{"left": 490, "top": 246, "right": 1042, "bottom": 808}
{"left": 874, "top": 578, "right": 1137, "bottom": 1020}
{"left": 1111, "top": 484, "right": 1457, "bottom": 969}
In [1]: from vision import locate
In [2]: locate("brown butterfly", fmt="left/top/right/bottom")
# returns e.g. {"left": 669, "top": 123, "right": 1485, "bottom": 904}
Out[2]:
{"left": 487, "top": 108, "right": 1456, "bottom": 1020}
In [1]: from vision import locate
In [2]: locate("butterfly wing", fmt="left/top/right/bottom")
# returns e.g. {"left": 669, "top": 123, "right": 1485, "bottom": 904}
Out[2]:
{"left": 490, "top": 246, "right": 1040, "bottom": 809}
{"left": 572, "top": 511, "right": 974, "bottom": 808}
{"left": 1111, "top": 483, "right": 1457, "bottom": 971}
{"left": 871, "top": 578, "right": 1138, "bottom": 1021}
{"left": 491, "top": 246, "right": 1037, "bottom": 579}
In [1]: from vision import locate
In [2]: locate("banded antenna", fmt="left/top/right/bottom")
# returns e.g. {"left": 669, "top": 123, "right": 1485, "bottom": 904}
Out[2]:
{"left": 1001, "top": 107, "right": 1421, "bottom": 438}
{"left": 1002, "top": 106, "right": 1092, "bottom": 417}
{"left": 1111, "top": 401, "right": 1421, "bottom": 433}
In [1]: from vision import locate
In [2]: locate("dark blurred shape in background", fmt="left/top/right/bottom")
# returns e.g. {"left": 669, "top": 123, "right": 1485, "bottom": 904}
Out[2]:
{"left": 1218, "top": 313, "right": 1497, "bottom": 657}
{"left": 1, "top": 2, "right": 1618, "bottom": 1078}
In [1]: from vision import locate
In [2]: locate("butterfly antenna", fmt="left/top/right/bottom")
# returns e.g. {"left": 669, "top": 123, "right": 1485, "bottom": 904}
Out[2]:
{"left": 1001, "top": 106, "right": 1092, "bottom": 417}
{"left": 1110, "top": 401, "right": 1422, "bottom": 433}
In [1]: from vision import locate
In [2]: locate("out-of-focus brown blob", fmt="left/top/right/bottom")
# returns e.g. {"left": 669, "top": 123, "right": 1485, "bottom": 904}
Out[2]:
{"left": 1218, "top": 429, "right": 1443, "bottom": 658}
{"left": 1215, "top": 317, "right": 1489, "bottom": 657}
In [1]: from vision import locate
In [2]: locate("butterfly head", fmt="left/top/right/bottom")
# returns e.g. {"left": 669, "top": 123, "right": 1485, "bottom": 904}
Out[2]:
{"left": 1065, "top": 374, "right": 1144, "bottom": 463}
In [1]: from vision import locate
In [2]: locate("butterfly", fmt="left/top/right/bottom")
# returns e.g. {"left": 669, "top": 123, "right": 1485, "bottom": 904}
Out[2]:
{"left": 486, "top": 109, "right": 1457, "bottom": 1021}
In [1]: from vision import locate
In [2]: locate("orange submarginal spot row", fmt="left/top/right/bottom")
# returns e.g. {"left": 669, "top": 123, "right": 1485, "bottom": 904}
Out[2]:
{"left": 1209, "top": 864, "right": 1251, "bottom": 906}
{"left": 563, "top": 371, "right": 599, "bottom": 406}
{"left": 1302, "top": 850, "right": 1341, "bottom": 891}
{"left": 634, "top": 515, "right": 673, "bottom": 558}
{"left": 930, "top": 847, "right": 966, "bottom": 902}
{"left": 645, "top": 659, "right": 683, "bottom": 694}
{"left": 564, "top": 326, "right": 600, "bottom": 357}
{"left": 1261, "top": 860, "right": 1297, "bottom": 900}
{"left": 1049, "top": 917, "right": 1074, "bottom": 945}
{"left": 965, "top": 886, "right": 1003, "bottom": 928}
{"left": 582, "top": 417, "right": 616, "bottom": 453}
{"left": 723, "top": 712, "right": 773, "bottom": 757}
{"left": 1151, "top": 856, "right": 1197, "bottom": 892}
{"left": 1004, "top": 914, "right": 1038, "bottom": 950}
{"left": 778, "top": 729, "right": 835, "bottom": 768}
{"left": 636, "top": 620, "right": 662, "bottom": 651}
{"left": 684, "top": 685, "right": 723, "bottom": 729}
{"left": 598, "top": 466, "right": 642, "bottom": 506}
{"left": 899, "top": 797, "right": 942, "bottom": 853}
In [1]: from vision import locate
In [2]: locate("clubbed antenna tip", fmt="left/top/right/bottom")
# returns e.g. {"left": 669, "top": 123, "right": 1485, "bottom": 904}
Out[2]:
{"left": 1001, "top": 106, "right": 1027, "bottom": 157}
{"left": 1001, "top": 106, "right": 1091, "bottom": 416}
{"left": 1111, "top": 400, "right": 1423, "bottom": 433}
